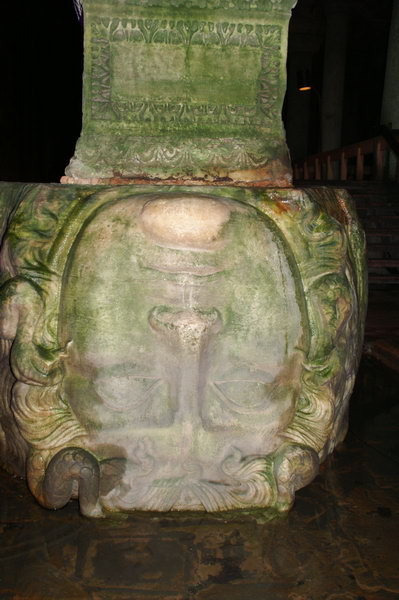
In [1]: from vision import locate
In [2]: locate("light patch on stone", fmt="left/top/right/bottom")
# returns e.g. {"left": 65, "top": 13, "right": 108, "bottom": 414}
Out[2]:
{"left": 139, "top": 196, "right": 231, "bottom": 249}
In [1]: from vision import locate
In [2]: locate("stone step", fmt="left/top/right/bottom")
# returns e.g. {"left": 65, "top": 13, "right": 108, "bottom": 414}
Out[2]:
{"left": 368, "top": 259, "right": 399, "bottom": 267}
{"left": 364, "top": 338, "right": 399, "bottom": 373}
{"left": 357, "top": 207, "right": 399, "bottom": 214}
{"left": 366, "top": 243, "right": 399, "bottom": 251}
{"left": 368, "top": 274, "right": 399, "bottom": 284}
{"left": 365, "top": 229, "right": 399, "bottom": 236}
{"left": 361, "top": 215, "right": 399, "bottom": 222}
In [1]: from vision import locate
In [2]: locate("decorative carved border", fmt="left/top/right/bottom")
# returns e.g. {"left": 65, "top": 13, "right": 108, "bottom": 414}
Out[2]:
{"left": 90, "top": 18, "right": 281, "bottom": 129}
{"left": 71, "top": 134, "right": 277, "bottom": 176}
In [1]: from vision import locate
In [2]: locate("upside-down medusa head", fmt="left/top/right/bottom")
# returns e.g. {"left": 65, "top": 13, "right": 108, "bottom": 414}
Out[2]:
{"left": 0, "top": 188, "right": 363, "bottom": 516}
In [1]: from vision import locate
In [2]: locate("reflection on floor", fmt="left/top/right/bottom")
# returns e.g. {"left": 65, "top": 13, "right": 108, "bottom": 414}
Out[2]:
{"left": 1, "top": 291, "right": 399, "bottom": 600}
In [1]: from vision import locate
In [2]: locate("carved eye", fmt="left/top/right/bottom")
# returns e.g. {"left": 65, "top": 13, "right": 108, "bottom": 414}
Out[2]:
{"left": 212, "top": 367, "right": 275, "bottom": 413}
{"left": 212, "top": 380, "right": 271, "bottom": 412}
{"left": 94, "top": 376, "right": 162, "bottom": 412}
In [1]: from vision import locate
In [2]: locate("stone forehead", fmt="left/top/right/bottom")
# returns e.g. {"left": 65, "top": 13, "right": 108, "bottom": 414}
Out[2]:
{"left": 74, "top": 193, "right": 263, "bottom": 252}
{"left": 139, "top": 196, "right": 232, "bottom": 248}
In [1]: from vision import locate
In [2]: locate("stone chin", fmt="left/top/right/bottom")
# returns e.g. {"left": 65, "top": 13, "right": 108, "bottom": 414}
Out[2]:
{"left": 101, "top": 449, "right": 274, "bottom": 513}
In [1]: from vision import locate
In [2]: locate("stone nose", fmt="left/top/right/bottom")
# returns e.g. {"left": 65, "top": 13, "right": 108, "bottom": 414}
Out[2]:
{"left": 139, "top": 195, "right": 231, "bottom": 249}
{"left": 149, "top": 307, "right": 221, "bottom": 435}
{"left": 149, "top": 306, "right": 221, "bottom": 354}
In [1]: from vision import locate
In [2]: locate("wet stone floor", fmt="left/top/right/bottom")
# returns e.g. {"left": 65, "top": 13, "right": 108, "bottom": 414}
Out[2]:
{"left": 1, "top": 357, "right": 399, "bottom": 600}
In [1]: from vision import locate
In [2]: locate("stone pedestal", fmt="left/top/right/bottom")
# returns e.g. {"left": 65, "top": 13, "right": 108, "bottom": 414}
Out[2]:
{"left": 63, "top": 0, "right": 296, "bottom": 186}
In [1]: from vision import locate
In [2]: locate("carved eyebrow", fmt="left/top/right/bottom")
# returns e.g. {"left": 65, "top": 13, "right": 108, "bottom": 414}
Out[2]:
{"left": 214, "top": 367, "right": 275, "bottom": 383}
{"left": 137, "top": 260, "right": 225, "bottom": 277}
{"left": 211, "top": 381, "right": 274, "bottom": 413}
{"left": 94, "top": 362, "right": 149, "bottom": 377}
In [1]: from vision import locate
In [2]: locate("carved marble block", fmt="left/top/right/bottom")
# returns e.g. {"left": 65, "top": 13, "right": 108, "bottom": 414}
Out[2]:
{"left": 0, "top": 183, "right": 366, "bottom": 516}
{"left": 63, "top": 0, "right": 297, "bottom": 185}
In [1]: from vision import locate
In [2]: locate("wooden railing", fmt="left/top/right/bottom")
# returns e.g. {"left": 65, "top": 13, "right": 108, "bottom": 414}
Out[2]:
{"left": 294, "top": 131, "right": 399, "bottom": 183}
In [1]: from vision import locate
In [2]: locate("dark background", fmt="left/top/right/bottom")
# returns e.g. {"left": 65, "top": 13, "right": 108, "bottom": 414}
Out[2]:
{"left": 1, "top": 1, "right": 83, "bottom": 182}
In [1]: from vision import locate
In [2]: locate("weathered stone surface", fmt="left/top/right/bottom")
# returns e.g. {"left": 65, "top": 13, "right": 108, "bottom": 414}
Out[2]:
{"left": 64, "top": 0, "right": 297, "bottom": 185}
{"left": 2, "top": 356, "right": 399, "bottom": 599}
{"left": 0, "top": 182, "right": 366, "bottom": 515}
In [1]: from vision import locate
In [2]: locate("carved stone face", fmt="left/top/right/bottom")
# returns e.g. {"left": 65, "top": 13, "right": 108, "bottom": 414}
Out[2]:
{"left": 0, "top": 182, "right": 366, "bottom": 515}
{"left": 60, "top": 194, "right": 307, "bottom": 510}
